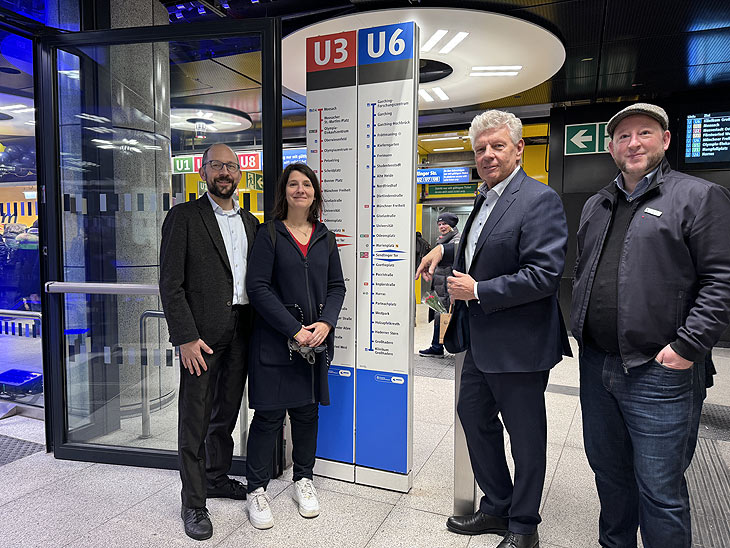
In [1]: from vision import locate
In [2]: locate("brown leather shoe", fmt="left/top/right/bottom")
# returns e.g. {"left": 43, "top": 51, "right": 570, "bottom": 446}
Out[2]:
{"left": 496, "top": 530, "right": 539, "bottom": 548}
{"left": 446, "top": 511, "right": 508, "bottom": 535}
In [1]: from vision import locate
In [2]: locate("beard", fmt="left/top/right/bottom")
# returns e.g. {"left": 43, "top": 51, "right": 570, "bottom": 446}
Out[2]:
{"left": 617, "top": 150, "right": 664, "bottom": 178}
{"left": 206, "top": 174, "right": 238, "bottom": 199}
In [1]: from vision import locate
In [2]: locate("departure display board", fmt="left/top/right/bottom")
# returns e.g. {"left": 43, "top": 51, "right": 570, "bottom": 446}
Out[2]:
{"left": 685, "top": 112, "right": 730, "bottom": 164}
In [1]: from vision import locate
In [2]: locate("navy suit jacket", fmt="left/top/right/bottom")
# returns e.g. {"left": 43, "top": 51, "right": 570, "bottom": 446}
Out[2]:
{"left": 443, "top": 169, "right": 571, "bottom": 373}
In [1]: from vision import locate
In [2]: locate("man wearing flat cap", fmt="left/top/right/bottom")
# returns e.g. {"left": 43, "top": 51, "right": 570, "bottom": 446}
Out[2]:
{"left": 571, "top": 103, "right": 730, "bottom": 547}
{"left": 419, "top": 212, "right": 460, "bottom": 357}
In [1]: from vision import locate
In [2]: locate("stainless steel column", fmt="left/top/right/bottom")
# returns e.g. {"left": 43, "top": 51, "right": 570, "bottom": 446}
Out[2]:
{"left": 453, "top": 351, "right": 477, "bottom": 515}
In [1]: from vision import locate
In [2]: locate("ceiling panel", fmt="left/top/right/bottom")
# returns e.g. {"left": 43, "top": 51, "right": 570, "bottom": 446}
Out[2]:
{"left": 603, "top": 0, "right": 730, "bottom": 40}
{"left": 510, "top": 0, "right": 605, "bottom": 47}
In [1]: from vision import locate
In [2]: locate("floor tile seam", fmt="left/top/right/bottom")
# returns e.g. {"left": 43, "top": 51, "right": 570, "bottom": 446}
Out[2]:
{"left": 315, "top": 485, "right": 404, "bottom": 506}
{"left": 362, "top": 502, "right": 412, "bottom": 548}
{"left": 413, "top": 418, "right": 456, "bottom": 428}
{"left": 539, "top": 405, "right": 580, "bottom": 514}
{"left": 60, "top": 472, "right": 181, "bottom": 547}
{"left": 0, "top": 458, "right": 99, "bottom": 510}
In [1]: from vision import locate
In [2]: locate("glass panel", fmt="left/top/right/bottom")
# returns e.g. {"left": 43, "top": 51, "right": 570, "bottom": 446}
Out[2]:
{"left": 0, "top": 30, "right": 43, "bottom": 408}
{"left": 57, "top": 35, "right": 262, "bottom": 452}
{"left": 0, "top": 0, "right": 80, "bottom": 31}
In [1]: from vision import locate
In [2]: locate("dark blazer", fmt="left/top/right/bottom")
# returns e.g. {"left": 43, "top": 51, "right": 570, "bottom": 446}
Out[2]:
{"left": 444, "top": 169, "right": 571, "bottom": 373}
{"left": 246, "top": 219, "right": 346, "bottom": 410}
{"left": 159, "top": 194, "right": 259, "bottom": 347}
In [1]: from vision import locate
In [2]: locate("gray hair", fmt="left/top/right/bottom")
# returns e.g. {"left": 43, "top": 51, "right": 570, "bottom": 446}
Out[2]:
{"left": 469, "top": 110, "right": 522, "bottom": 147}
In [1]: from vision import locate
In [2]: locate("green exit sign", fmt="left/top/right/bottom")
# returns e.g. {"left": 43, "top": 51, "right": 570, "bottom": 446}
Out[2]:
{"left": 565, "top": 123, "right": 610, "bottom": 155}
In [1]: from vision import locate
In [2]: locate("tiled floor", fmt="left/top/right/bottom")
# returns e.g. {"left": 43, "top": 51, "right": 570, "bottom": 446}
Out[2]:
{"left": 0, "top": 305, "right": 728, "bottom": 547}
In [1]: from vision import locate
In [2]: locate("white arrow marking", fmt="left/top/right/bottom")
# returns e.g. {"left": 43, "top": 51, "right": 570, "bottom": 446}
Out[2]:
{"left": 570, "top": 129, "right": 592, "bottom": 149}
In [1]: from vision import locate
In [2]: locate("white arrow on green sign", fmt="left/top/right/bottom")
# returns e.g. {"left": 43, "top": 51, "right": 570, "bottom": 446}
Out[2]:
{"left": 565, "top": 123, "right": 610, "bottom": 156}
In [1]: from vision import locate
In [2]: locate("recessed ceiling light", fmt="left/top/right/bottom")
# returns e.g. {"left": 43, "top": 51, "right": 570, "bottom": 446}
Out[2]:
{"left": 91, "top": 139, "right": 112, "bottom": 144}
{"left": 432, "top": 87, "right": 449, "bottom": 101}
{"left": 419, "top": 89, "right": 435, "bottom": 102}
{"left": 433, "top": 146, "right": 465, "bottom": 152}
{"left": 13, "top": 107, "right": 35, "bottom": 114}
{"left": 469, "top": 72, "right": 519, "bottom": 77}
{"left": 421, "top": 136, "right": 460, "bottom": 142}
{"left": 421, "top": 29, "right": 448, "bottom": 53}
{"left": 472, "top": 65, "right": 523, "bottom": 71}
{"left": 581, "top": 57, "right": 594, "bottom": 62}
{"left": 439, "top": 32, "right": 469, "bottom": 54}
{"left": 0, "top": 104, "right": 27, "bottom": 111}
{"left": 220, "top": 121, "right": 242, "bottom": 126}
{"left": 24, "top": 120, "right": 36, "bottom": 125}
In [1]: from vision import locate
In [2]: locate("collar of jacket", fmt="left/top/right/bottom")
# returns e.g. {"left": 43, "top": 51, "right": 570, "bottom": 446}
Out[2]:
{"left": 596, "top": 157, "right": 671, "bottom": 205}
{"left": 274, "top": 218, "right": 328, "bottom": 240}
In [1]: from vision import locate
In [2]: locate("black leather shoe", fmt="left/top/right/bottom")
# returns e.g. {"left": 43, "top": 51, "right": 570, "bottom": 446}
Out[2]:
{"left": 496, "top": 530, "right": 539, "bottom": 548}
{"left": 207, "top": 478, "right": 247, "bottom": 500}
{"left": 181, "top": 505, "right": 213, "bottom": 541}
{"left": 446, "top": 511, "right": 508, "bottom": 535}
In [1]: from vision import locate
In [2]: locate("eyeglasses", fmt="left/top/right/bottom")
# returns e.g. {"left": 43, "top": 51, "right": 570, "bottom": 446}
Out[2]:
{"left": 203, "top": 160, "right": 241, "bottom": 173}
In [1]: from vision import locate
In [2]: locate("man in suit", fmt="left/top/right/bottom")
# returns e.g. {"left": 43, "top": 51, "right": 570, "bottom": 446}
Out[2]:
{"left": 160, "top": 143, "right": 259, "bottom": 540}
{"left": 417, "top": 110, "right": 570, "bottom": 548}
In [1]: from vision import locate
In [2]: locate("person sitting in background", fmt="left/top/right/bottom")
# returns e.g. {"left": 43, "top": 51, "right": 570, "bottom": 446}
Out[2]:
{"left": 419, "top": 212, "right": 460, "bottom": 357}
{"left": 245, "top": 163, "right": 346, "bottom": 530}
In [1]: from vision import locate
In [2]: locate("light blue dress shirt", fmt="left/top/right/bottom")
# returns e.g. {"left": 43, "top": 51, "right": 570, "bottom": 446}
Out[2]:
{"left": 206, "top": 193, "right": 249, "bottom": 305}
{"left": 465, "top": 165, "right": 521, "bottom": 273}
{"left": 614, "top": 165, "right": 659, "bottom": 201}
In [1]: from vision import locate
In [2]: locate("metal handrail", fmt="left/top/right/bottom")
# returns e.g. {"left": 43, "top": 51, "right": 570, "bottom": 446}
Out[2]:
{"left": 0, "top": 309, "right": 42, "bottom": 321}
{"left": 139, "top": 310, "right": 166, "bottom": 439}
{"left": 45, "top": 281, "right": 159, "bottom": 295}
{"left": 137, "top": 309, "right": 249, "bottom": 451}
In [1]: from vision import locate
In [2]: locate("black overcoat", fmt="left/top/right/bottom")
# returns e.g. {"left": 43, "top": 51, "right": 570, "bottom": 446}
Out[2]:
{"left": 247, "top": 219, "right": 346, "bottom": 410}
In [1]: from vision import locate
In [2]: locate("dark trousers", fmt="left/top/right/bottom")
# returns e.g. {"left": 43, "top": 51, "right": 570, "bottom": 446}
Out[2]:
{"left": 431, "top": 315, "right": 444, "bottom": 350}
{"left": 178, "top": 305, "right": 249, "bottom": 508}
{"left": 457, "top": 351, "right": 549, "bottom": 535}
{"left": 246, "top": 403, "right": 318, "bottom": 493}
{"left": 580, "top": 344, "right": 705, "bottom": 548}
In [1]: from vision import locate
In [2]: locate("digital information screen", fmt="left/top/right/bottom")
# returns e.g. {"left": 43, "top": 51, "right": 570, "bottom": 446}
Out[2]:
{"left": 416, "top": 167, "right": 471, "bottom": 184}
{"left": 685, "top": 112, "right": 730, "bottom": 163}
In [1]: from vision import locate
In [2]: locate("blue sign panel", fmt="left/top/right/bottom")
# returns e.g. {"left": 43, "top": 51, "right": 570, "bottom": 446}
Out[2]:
{"left": 282, "top": 148, "right": 308, "bottom": 167}
{"left": 317, "top": 365, "right": 355, "bottom": 463}
{"left": 355, "top": 369, "right": 409, "bottom": 473}
{"left": 357, "top": 22, "right": 415, "bottom": 65}
{"left": 416, "top": 167, "right": 471, "bottom": 184}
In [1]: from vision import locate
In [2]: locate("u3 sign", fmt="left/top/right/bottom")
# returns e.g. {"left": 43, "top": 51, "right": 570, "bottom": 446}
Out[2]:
{"left": 358, "top": 23, "right": 415, "bottom": 65}
{"left": 306, "top": 31, "right": 357, "bottom": 72}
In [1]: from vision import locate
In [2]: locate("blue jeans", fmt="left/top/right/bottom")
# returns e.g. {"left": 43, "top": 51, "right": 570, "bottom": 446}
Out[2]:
{"left": 580, "top": 344, "right": 705, "bottom": 548}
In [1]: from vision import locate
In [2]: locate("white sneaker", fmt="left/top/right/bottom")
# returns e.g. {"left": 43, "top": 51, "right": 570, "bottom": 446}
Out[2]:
{"left": 293, "top": 478, "right": 320, "bottom": 518}
{"left": 247, "top": 487, "right": 274, "bottom": 529}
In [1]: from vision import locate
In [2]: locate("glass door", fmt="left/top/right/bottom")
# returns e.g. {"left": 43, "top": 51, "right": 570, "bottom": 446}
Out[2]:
{"left": 36, "top": 18, "right": 282, "bottom": 473}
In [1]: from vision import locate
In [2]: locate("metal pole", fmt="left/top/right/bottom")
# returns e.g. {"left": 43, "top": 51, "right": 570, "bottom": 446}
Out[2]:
{"left": 453, "top": 351, "right": 477, "bottom": 515}
{"left": 139, "top": 310, "right": 165, "bottom": 439}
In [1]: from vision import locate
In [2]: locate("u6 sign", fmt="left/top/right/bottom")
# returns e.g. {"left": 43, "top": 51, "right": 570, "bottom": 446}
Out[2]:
{"left": 565, "top": 122, "right": 610, "bottom": 155}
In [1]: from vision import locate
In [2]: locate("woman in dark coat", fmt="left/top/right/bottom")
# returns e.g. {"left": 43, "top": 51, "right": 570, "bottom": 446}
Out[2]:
{"left": 419, "top": 212, "right": 460, "bottom": 357}
{"left": 245, "top": 163, "right": 345, "bottom": 530}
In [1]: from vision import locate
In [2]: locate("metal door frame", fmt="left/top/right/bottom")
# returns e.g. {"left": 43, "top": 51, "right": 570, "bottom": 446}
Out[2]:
{"left": 34, "top": 17, "right": 282, "bottom": 474}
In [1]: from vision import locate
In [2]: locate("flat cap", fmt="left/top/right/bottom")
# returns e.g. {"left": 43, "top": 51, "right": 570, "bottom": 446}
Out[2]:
{"left": 607, "top": 103, "right": 669, "bottom": 137}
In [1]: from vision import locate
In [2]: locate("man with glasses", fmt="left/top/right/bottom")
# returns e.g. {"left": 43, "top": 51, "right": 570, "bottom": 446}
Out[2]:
{"left": 160, "top": 143, "right": 259, "bottom": 540}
